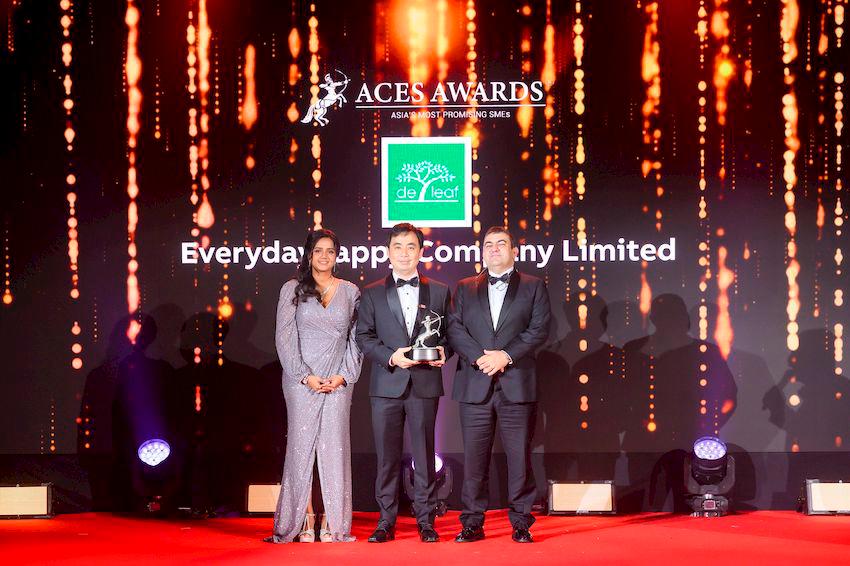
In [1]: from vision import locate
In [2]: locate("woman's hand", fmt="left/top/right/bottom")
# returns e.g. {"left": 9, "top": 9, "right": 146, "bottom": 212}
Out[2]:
{"left": 319, "top": 375, "right": 346, "bottom": 393}
{"left": 305, "top": 375, "right": 325, "bottom": 392}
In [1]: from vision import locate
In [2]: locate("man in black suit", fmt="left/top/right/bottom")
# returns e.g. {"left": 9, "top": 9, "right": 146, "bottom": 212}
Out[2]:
{"left": 448, "top": 226, "right": 551, "bottom": 543}
{"left": 356, "top": 223, "right": 452, "bottom": 543}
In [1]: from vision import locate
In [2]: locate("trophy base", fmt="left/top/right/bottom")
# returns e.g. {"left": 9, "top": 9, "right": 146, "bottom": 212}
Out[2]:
{"left": 410, "top": 347, "right": 439, "bottom": 362}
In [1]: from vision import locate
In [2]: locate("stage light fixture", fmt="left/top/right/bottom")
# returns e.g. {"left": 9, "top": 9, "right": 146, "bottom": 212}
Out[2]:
{"left": 547, "top": 481, "right": 616, "bottom": 515}
{"left": 0, "top": 484, "right": 53, "bottom": 518}
{"left": 693, "top": 436, "right": 727, "bottom": 460}
{"left": 138, "top": 439, "right": 171, "bottom": 467}
{"left": 246, "top": 484, "right": 281, "bottom": 514}
{"left": 411, "top": 453, "right": 444, "bottom": 473}
{"left": 404, "top": 453, "right": 452, "bottom": 517}
{"left": 685, "top": 436, "right": 735, "bottom": 517}
{"left": 801, "top": 480, "right": 850, "bottom": 515}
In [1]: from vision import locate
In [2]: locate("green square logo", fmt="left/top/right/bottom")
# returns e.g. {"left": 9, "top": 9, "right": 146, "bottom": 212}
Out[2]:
{"left": 382, "top": 136, "right": 472, "bottom": 228}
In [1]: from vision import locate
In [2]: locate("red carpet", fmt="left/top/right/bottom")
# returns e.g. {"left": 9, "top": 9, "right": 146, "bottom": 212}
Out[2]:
{"left": 1, "top": 510, "right": 849, "bottom": 565}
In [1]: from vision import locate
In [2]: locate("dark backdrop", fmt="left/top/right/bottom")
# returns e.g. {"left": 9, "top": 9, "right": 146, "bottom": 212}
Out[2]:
{"left": 1, "top": 0, "right": 848, "bottom": 511}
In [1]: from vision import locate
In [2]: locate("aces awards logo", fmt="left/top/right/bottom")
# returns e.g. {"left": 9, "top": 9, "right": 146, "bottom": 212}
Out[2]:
{"left": 381, "top": 137, "right": 472, "bottom": 228}
{"left": 297, "top": 67, "right": 546, "bottom": 127}
{"left": 300, "top": 70, "right": 351, "bottom": 126}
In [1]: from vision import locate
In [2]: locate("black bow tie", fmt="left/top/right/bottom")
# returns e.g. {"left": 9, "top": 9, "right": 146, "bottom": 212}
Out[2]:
{"left": 488, "top": 272, "right": 511, "bottom": 285}
{"left": 396, "top": 276, "right": 419, "bottom": 288}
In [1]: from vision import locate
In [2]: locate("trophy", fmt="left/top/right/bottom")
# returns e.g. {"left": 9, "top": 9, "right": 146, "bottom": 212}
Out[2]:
{"left": 410, "top": 307, "right": 444, "bottom": 362}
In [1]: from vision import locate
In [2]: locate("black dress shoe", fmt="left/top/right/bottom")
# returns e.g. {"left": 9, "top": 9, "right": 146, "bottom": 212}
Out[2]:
{"left": 512, "top": 527, "right": 533, "bottom": 543}
{"left": 454, "top": 526, "right": 485, "bottom": 542}
{"left": 368, "top": 522, "right": 395, "bottom": 543}
{"left": 418, "top": 523, "right": 439, "bottom": 542}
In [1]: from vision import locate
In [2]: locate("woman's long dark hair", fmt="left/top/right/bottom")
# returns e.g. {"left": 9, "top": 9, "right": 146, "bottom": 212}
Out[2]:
{"left": 293, "top": 228, "right": 341, "bottom": 305}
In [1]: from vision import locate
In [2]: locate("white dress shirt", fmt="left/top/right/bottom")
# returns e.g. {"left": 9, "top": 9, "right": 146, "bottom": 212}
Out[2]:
{"left": 392, "top": 271, "right": 420, "bottom": 338}
{"left": 487, "top": 267, "right": 513, "bottom": 330}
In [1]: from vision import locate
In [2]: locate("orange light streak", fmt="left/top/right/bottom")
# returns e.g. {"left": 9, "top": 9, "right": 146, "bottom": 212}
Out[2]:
{"left": 2, "top": 223, "right": 11, "bottom": 305}
{"left": 125, "top": 0, "right": 141, "bottom": 342}
{"left": 308, "top": 5, "right": 321, "bottom": 200}
{"left": 715, "top": 246, "right": 734, "bottom": 359}
{"left": 187, "top": 9, "right": 201, "bottom": 245}
{"left": 639, "top": 261, "right": 652, "bottom": 322}
{"left": 641, "top": 1, "right": 663, "bottom": 229}
{"left": 61, "top": 0, "right": 83, "bottom": 368}
{"left": 835, "top": 61, "right": 845, "bottom": 376}
{"left": 241, "top": 44, "right": 257, "bottom": 170}
{"left": 288, "top": 27, "right": 301, "bottom": 165}
{"left": 435, "top": 0, "right": 448, "bottom": 129}
{"left": 516, "top": 6, "right": 533, "bottom": 149}
{"left": 461, "top": 0, "right": 481, "bottom": 238}
{"left": 197, "top": 0, "right": 213, "bottom": 230}
{"left": 542, "top": 17, "right": 557, "bottom": 218}
{"left": 407, "top": 1, "right": 430, "bottom": 137}
{"left": 571, "top": 1, "right": 585, "bottom": 214}
{"left": 696, "top": 2, "right": 711, "bottom": 341}
{"left": 781, "top": 0, "right": 800, "bottom": 351}
{"left": 288, "top": 27, "right": 301, "bottom": 86}
{"left": 308, "top": 9, "right": 319, "bottom": 106}
{"left": 711, "top": 0, "right": 733, "bottom": 128}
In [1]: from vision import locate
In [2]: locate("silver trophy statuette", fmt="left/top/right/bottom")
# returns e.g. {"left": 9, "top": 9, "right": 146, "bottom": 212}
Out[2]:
{"left": 410, "top": 308, "right": 443, "bottom": 362}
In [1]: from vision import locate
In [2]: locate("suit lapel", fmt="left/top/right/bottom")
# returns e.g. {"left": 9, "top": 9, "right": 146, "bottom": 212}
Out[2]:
{"left": 476, "top": 271, "right": 494, "bottom": 332}
{"left": 495, "top": 269, "right": 520, "bottom": 333}
{"left": 410, "top": 276, "right": 431, "bottom": 344}
{"left": 384, "top": 275, "right": 408, "bottom": 337}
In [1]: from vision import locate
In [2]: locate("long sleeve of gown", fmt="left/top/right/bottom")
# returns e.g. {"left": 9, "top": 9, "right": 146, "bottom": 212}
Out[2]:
{"left": 337, "top": 286, "right": 364, "bottom": 384}
{"left": 275, "top": 281, "right": 311, "bottom": 383}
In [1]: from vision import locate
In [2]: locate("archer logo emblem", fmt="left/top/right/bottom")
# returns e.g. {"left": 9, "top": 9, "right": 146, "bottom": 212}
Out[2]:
{"left": 381, "top": 137, "right": 472, "bottom": 228}
{"left": 301, "top": 70, "right": 350, "bottom": 126}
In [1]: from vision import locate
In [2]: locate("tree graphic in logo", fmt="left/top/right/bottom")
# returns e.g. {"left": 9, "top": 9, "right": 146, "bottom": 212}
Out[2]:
{"left": 396, "top": 161, "right": 456, "bottom": 202}
{"left": 382, "top": 137, "right": 471, "bottom": 227}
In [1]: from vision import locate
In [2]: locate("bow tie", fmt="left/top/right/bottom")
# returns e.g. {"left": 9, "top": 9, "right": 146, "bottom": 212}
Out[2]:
{"left": 488, "top": 272, "right": 511, "bottom": 285}
{"left": 396, "top": 276, "right": 419, "bottom": 288}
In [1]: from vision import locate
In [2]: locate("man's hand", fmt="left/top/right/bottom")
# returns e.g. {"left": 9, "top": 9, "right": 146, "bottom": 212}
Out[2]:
{"left": 427, "top": 346, "right": 446, "bottom": 367}
{"left": 476, "top": 350, "right": 511, "bottom": 376}
{"left": 305, "top": 375, "right": 325, "bottom": 392}
{"left": 390, "top": 346, "right": 417, "bottom": 369}
{"left": 319, "top": 375, "right": 346, "bottom": 393}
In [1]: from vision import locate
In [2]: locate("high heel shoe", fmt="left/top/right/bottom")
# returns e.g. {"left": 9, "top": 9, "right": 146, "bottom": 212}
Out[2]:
{"left": 319, "top": 514, "right": 332, "bottom": 542}
{"left": 298, "top": 513, "right": 316, "bottom": 543}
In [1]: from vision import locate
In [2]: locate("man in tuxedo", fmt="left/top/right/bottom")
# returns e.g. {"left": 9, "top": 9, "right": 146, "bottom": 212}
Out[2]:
{"left": 356, "top": 223, "right": 452, "bottom": 543}
{"left": 448, "top": 226, "right": 551, "bottom": 543}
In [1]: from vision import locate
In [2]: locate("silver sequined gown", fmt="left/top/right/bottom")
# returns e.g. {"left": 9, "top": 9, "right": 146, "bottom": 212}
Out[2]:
{"left": 267, "top": 279, "right": 363, "bottom": 543}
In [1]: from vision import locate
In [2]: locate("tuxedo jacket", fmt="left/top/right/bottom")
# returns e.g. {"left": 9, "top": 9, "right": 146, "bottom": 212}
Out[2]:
{"left": 448, "top": 269, "right": 551, "bottom": 404}
{"left": 356, "top": 275, "right": 452, "bottom": 399}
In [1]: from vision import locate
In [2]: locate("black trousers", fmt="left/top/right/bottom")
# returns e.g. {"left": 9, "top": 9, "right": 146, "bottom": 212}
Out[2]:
{"left": 459, "top": 385, "right": 537, "bottom": 529}
{"left": 371, "top": 386, "right": 440, "bottom": 526}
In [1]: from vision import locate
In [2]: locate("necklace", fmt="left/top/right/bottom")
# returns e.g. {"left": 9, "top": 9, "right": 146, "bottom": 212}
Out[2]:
{"left": 318, "top": 277, "right": 335, "bottom": 297}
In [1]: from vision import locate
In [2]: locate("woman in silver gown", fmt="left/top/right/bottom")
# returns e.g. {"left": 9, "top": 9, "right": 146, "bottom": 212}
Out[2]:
{"left": 264, "top": 229, "right": 362, "bottom": 543}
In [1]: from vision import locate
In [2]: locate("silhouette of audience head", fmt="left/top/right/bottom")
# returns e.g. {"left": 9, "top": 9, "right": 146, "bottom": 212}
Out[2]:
{"left": 564, "top": 292, "right": 608, "bottom": 340}
{"left": 224, "top": 302, "right": 257, "bottom": 342}
{"left": 649, "top": 294, "right": 690, "bottom": 336}
{"left": 179, "top": 312, "right": 231, "bottom": 365}
{"left": 102, "top": 315, "right": 138, "bottom": 361}
{"left": 791, "top": 328, "right": 836, "bottom": 384}
{"left": 130, "top": 314, "right": 157, "bottom": 353}
{"left": 148, "top": 304, "right": 185, "bottom": 354}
